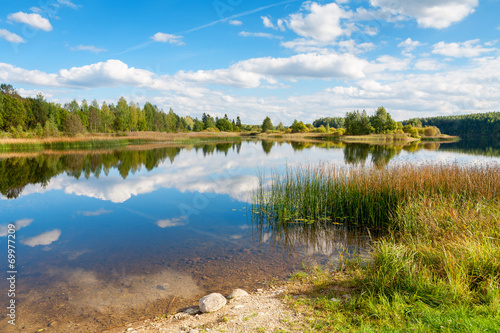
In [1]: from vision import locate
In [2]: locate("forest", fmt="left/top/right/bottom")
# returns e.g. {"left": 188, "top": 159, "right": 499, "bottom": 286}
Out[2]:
{"left": 408, "top": 112, "right": 500, "bottom": 138}
{"left": 1, "top": 83, "right": 498, "bottom": 138}
{"left": 0, "top": 83, "right": 246, "bottom": 137}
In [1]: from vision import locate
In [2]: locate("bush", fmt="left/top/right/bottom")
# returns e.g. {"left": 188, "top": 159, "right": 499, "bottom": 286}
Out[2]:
{"left": 64, "top": 113, "right": 85, "bottom": 136}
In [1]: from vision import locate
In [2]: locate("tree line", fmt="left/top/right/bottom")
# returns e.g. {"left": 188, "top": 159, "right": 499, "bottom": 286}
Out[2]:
{"left": 408, "top": 112, "right": 500, "bottom": 138}
{"left": 0, "top": 84, "right": 250, "bottom": 137}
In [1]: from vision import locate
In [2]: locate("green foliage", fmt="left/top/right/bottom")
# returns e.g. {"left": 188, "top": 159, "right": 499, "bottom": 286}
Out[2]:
{"left": 344, "top": 110, "right": 372, "bottom": 135}
{"left": 406, "top": 118, "right": 423, "bottom": 128}
{"left": 277, "top": 122, "right": 285, "bottom": 132}
{"left": 64, "top": 113, "right": 85, "bottom": 136}
{"left": 261, "top": 116, "right": 274, "bottom": 132}
{"left": 216, "top": 118, "right": 233, "bottom": 132}
{"left": 202, "top": 113, "right": 216, "bottom": 129}
{"left": 313, "top": 117, "right": 345, "bottom": 129}
{"left": 291, "top": 119, "right": 308, "bottom": 133}
{"left": 1, "top": 94, "right": 26, "bottom": 131}
{"left": 418, "top": 112, "right": 500, "bottom": 138}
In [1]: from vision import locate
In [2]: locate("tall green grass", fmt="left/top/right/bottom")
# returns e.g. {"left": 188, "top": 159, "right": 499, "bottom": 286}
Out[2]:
{"left": 254, "top": 162, "right": 500, "bottom": 228}
{"left": 262, "top": 163, "right": 500, "bottom": 331}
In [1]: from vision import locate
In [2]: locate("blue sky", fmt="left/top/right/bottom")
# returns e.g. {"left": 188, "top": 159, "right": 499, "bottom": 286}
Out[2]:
{"left": 0, "top": 0, "right": 499, "bottom": 124}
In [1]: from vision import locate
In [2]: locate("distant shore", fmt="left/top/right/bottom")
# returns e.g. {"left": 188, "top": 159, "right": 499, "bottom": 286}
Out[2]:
{"left": 0, "top": 131, "right": 459, "bottom": 151}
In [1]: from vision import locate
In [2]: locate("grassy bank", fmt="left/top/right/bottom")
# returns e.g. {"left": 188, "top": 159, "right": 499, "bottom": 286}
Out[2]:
{"left": 0, "top": 132, "right": 243, "bottom": 151}
{"left": 253, "top": 163, "right": 500, "bottom": 332}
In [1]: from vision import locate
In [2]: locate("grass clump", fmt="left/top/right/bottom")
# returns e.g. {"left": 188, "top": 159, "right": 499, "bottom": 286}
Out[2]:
{"left": 269, "top": 163, "right": 500, "bottom": 332}
{"left": 254, "top": 162, "right": 500, "bottom": 228}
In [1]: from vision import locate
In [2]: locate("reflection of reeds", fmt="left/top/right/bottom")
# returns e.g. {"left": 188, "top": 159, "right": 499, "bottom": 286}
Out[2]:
{"left": 253, "top": 162, "right": 500, "bottom": 228}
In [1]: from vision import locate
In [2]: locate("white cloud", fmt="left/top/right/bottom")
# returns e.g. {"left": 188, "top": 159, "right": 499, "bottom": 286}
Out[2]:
{"left": 432, "top": 39, "right": 496, "bottom": 58}
{"left": 0, "top": 218, "right": 34, "bottom": 237}
{"left": 229, "top": 20, "right": 242, "bottom": 26}
{"left": 262, "top": 16, "right": 275, "bottom": 29}
{"left": 22, "top": 229, "right": 61, "bottom": 247}
{"left": 415, "top": 58, "right": 443, "bottom": 71}
{"left": 71, "top": 45, "right": 107, "bottom": 54}
{"left": 57, "top": 0, "right": 79, "bottom": 9}
{"left": 369, "top": 0, "right": 479, "bottom": 29}
{"left": 0, "top": 29, "right": 25, "bottom": 43}
{"left": 156, "top": 217, "right": 186, "bottom": 228}
{"left": 30, "top": 7, "right": 42, "bottom": 13}
{"left": 398, "top": 38, "right": 423, "bottom": 53}
{"left": 78, "top": 208, "right": 113, "bottom": 217}
{"left": 286, "top": 2, "right": 349, "bottom": 43}
{"left": 151, "top": 32, "right": 184, "bottom": 45}
{"left": 7, "top": 12, "right": 53, "bottom": 31}
{"left": 261, "top": 16, "right": 286, "bottom": 31}
{"left": 239, "top": 31, "right": 282, "bottom": 39}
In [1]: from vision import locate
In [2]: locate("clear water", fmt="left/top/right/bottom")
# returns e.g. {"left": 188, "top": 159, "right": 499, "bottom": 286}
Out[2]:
{"left": 1, "top": 139, "right": 499, "bottom": 332}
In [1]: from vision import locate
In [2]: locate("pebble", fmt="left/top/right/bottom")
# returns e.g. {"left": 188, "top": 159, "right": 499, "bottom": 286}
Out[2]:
{"left": 199, "top": 293, "right": 227, "bottom": 313}
{"left": 227, "top": 288, "right": 249, "bottom": 299}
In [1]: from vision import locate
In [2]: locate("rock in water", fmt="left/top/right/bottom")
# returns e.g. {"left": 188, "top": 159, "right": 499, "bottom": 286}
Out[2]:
{"left": 227, "top": 289, "right": 249, "bottom": 299}
{"left": 199, "top": 293, "right": 227, "bottom": 313}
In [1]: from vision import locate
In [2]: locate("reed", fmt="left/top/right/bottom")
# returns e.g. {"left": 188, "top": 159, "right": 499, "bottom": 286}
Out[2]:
{"left": 271, "top": 163, "right": 500, "bottom": 331}
{"left": 253, "top": 162, "right": 500, "bottom": 228}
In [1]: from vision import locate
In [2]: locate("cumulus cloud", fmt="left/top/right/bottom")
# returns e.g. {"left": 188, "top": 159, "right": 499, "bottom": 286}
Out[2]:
{"left": 151, "top": 32, "right": 184, "bottom": 45}
{"left": 0, "top": 29, "right": 25, "bottom": 43}
{"left": 398, "top": 38, "right": 423, "bottom": 53}
{"left": 286, "top": 2, "right": 349, "bottom": 43}
{"left": 415, "top": 58, "right": 443, "bottom": 71}
{"left": 432, "top": 39, "right": 496, "bottom": 58}
{"left": 71, "top": 45, "right": 107, "bottom": 54}
{"left": 229, "top": 20, "right": 242, "bottom": 26}
{"left": 156, "top": 217, "right": 186, "bottom": 228}
{"left": 369, "top": 0, "right": 479, "bottom": 29}
{"left": 7, "top": 12, "right": 53, "bottom": 31}
{"left": 239, "top": 31, "right": 282, "bottom": 39}
{"left": 0, "top": 218, "right": 34, "bottom": 237}
{"left": 22, "top": 229, "right": 61, "bottom": 247}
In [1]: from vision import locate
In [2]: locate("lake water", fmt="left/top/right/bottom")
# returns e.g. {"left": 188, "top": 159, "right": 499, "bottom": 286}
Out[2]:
{"left": 1, "top": 139, "right": 499, "bottom": 332}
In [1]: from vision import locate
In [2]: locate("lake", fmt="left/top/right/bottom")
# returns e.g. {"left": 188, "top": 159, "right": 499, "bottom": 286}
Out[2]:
{"left": 1, "top": 138, "right": 499, "bottom": 332}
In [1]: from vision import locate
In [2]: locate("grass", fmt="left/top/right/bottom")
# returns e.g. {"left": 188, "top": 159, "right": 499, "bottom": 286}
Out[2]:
{"left": 0, "top": 131, "right": 244, "bottom": 151}
{"left": 253, "top": 163, "right": 500, "bottom": 332}
{"left": 253, "top": 162, "right": 500, "bottom": 228}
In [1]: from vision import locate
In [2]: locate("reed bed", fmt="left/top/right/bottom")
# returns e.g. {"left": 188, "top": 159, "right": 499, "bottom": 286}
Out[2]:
{"left": 254, "top": 162, "right": 500, "bottom": 228}
{"left": 266, "top": 162, "right": 500, "bottom": 331}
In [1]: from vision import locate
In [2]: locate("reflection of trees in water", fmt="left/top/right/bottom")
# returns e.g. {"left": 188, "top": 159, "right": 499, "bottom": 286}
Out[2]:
{"left": 261, "top": 140, "right": 275, "bottom": 155}
{"left": 251, "top": 216, "right": 371, "bottom": 258}
{"left": 343, "top": 143, "right": 402, "bottom": 168}
{"left": 0, "top": 143, "right": 243, "bottom": 199}
{"left": 439, "top": 137, "right": 500, "bottom": 157}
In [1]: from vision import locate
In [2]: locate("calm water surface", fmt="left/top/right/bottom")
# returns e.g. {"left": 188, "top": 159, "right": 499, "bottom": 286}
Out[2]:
{"left": 1, "top": 139, "right": 499, "bottom": 332}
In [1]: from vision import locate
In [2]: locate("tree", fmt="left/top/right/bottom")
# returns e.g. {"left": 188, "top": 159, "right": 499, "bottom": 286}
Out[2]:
{"left": 101, "top": 102, "right": 115, "bottom": 132}
{"left": 277, "top": 122, "right": 285, "bottom": 132}
{"left": 116, "top": 97, "right": 131, "bottom": 131}
{"left": 406, "top": 118, "right": 422, "bottom": 128}
{"left": 345, "top": 110, "right": 372, "bottom": 135}
{"left": 261, "top": 116, "right": 274, "bottom": 132}
{"left": 64, "top": 113, "right": 85, "bottom": 136}
{"left": 236, "top": 116, "right": 242, "bottom": 128}
{"left": 193, "top": 118, "right": 205, "bottom": 132}
{"left": 290, "top": 120, "right": 308, "bottom": 133}
{"left": 1, "top": 95, "right": 26, "bottom": 131}
{"left": 216, "top": 118, "right": 233, "bottom": 132}
{"left": 184, "top": 116, "right": 195, "bottom": 131}
{"left": 202, "top": 113, "right": 216, "bottom": 129}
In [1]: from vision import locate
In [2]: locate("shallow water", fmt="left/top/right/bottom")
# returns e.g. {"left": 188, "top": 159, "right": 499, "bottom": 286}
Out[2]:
{"left": 1, "top": 139, "right": 499, "bottom": 332}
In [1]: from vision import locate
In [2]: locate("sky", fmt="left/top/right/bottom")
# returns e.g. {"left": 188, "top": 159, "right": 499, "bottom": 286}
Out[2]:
{"left": 0, "top": 0, "right": 499, "bottom": 125}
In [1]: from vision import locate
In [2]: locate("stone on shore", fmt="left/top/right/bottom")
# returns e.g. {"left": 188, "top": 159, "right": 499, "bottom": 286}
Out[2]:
{"left": 227, "top": 289, "right": 249, "bottom": 299}
{"left": 199, "top": 293, "right": 227, "bottom": 313}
